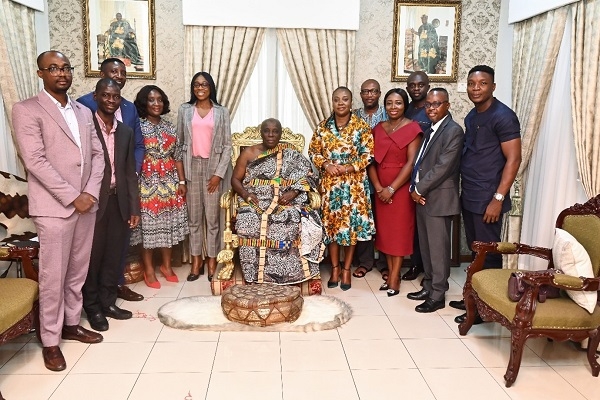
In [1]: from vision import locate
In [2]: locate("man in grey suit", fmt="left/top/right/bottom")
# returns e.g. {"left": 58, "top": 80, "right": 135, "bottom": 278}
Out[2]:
{"left": 406, "top": 88, "right": 464, "bottom": 313}
{"left": 13, "top": 51, "right": 105, "bottom": 371}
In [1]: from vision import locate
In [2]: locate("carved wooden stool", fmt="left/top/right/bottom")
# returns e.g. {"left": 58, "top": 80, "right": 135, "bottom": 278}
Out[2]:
{"left": 221, "top": 284, "right": 303, "bottom": 326}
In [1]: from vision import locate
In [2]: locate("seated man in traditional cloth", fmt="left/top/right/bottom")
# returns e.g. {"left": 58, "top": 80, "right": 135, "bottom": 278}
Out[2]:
{"left": 231, "top": 118, "right": 324, "bottom": 284}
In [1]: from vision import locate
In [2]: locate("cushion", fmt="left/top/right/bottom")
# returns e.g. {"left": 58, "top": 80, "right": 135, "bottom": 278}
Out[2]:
{"left": 553, "top": 228, "right": 597, "bottom": 313}
{"left": 472, "top": 269, "right": 600, "bottom": 329}
{"left": 0, "top": 278, "right": 39, "bottom": 334}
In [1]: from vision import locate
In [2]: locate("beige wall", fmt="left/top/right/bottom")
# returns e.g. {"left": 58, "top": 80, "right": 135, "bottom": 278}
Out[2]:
{"left": 48, "top": 0, "right": 185, "bottom": 121}
{"left": 354, "top": 0, "right": 502, "bottom": 125}
{"left": 49, "top": 0, "right": 501, "bottom": 126}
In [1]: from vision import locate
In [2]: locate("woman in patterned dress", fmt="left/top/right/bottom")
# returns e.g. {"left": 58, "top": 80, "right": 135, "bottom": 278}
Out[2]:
{"left": 309, "top": 87, "right": 375, "bottom": 291}
{"left": 231, "top": 118, "right": 324, "bottom": 284}
{"left": 132, "top": 85, "right": 189, "bottom": 289}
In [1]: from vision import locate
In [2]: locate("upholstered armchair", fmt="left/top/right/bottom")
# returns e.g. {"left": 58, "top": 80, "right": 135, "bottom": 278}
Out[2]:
{"left": 0, "top": 169, "right": 39, "bottom": 357}
{"left": 459, "top": 195, "right": 600, "bottom": 387}
{"left": 211, "top": 125, "right": 322, "bottom": 296}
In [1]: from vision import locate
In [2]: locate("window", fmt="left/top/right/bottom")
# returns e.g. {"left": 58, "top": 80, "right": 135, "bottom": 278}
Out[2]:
{"left": 230, "top": 29, "right": 313, "bottom": 152}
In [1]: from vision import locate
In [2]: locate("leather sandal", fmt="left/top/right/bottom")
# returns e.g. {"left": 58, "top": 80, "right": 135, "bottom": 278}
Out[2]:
{"left": 352, "top": 266, "right": 372, "bottom": 278}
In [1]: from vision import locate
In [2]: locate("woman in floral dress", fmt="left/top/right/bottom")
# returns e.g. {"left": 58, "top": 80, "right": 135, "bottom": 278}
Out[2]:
{"left": 132, "top": 85, "right": 189, "bottom": 289}
{"left": 309, "top": 86, "right": 375, "bottom": 291}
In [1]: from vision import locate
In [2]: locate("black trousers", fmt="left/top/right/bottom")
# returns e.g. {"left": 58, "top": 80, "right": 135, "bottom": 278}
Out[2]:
{"left": 83, "top": 194, "right": 128, "bottom": 314}
{"left": 462, "top": 208, "right": 504, "bottom": 269}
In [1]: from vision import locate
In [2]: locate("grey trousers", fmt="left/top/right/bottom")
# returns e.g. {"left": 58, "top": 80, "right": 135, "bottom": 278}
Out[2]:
{"left": 188, "top": 157, "right": 221, "bottom": 257}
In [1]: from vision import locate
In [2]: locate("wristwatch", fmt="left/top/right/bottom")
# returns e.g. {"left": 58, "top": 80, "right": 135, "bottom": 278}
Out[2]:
{"left": 493, "top": 192, "right": 504, "bottom": 201}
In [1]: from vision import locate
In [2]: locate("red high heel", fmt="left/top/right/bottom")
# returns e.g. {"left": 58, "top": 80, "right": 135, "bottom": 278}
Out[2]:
{"left": 160, "top": 265, "right": 179, "bottom": 283}
{"left": 144, "top": 271, "right": 161, "bottom": 289}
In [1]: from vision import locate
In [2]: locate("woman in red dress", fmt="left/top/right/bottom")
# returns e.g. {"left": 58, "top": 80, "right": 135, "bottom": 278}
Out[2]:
{"left": 368, "top": 88, "right": 422, "bottom": 296}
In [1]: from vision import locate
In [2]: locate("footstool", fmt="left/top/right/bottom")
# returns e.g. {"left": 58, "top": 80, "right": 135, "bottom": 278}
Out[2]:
{"left": 221, "top": 284, "right": 303, "bottom": 326}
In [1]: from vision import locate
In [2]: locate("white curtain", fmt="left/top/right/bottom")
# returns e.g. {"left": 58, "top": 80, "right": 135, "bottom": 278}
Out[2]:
{"left": 0, "top": 0, "right": 38, "bottom": 176}
{"left": 230, "top": 29, "right": 312, "bottom": 152}
{"left": 519, "top": 11, "right": 587, "bottom": 270}
{"left": 276, "top": 28, "right": 355, "bottom": 128}
{"left": 184, "top": 26, "right": 265, "bottom": 118}
{"left": 571, "top": 0, "right": 600, "bottom": 198}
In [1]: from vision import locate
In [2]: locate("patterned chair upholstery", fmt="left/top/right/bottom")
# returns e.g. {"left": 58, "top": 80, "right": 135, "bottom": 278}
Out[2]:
{"left": 459, "top": 195, "right": 600, "bottom": 387}
{"left": 211, "top": 126, "right": 322, "bottom": 296}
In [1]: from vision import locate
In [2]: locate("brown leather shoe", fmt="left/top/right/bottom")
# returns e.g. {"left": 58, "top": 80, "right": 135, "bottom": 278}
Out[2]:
{"left": 117, "top": 285, "right": 144, "bottom": 301}
{"left": 42, "top": 346, "right": 66, "bottom": 371}
{"left": 61, "top": 325, "right": 103, "bottom": 344}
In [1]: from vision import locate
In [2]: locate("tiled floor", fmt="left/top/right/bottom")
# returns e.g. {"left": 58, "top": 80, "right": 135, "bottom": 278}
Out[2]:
{"left": 1, "top": 264, "right": 598, "bottom": 399}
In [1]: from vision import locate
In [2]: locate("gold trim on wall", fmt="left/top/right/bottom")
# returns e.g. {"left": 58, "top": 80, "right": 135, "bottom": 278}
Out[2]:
{"left": 82, "top": 0, "right": 156, "bottom": 79}
{"left": 392, "top": 0, "right": 462, "bottom": 82}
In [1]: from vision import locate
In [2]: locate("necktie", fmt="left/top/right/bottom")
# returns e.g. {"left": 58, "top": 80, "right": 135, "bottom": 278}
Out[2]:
{"left": 410, "top": 128, "right": 433, "bottom": 192}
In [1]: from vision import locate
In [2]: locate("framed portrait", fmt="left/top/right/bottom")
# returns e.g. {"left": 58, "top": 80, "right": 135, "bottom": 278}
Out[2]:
{"left": 83, "top": 0, "right": 156, "bottom": 79}
{"left": 391, "top": 0, "right": 462, "bottom": 82}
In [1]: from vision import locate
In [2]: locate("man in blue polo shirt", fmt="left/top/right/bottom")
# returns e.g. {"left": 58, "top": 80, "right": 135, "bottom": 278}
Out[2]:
{"left": 453, "top": 65, "right": 521, "bottom": 324}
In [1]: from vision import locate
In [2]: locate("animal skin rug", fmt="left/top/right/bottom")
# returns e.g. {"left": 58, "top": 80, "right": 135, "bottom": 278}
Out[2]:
{"left": 158, "top": 295, "right": 352, "bottom": 332}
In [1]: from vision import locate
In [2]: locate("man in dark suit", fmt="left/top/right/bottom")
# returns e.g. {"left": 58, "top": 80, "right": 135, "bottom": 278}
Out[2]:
{"left": 13, "top": 50, "right": 105, "bottom": 371}
{"left": 402, "top": 71, "right": 432, "bottom": 282}
{"left": 77, "top": 58, "right": 145, "bottom": 302}
{"left": 407, "top": 88, "right": 464, "bottom": 313}
{"left": 82, "top": 78, "right": 140, "bottom": 331}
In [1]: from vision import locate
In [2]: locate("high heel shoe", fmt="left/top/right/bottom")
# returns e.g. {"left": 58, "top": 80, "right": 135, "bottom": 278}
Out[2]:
{"left": 144, "top": 271, "right": 161, "bottom": 289}
{"left": 208, "top": 263, "right": 217, "bottom": 282}
{"left": 340, "top": 267, "right": 352, "bottom": 291}
{"left": 160, "top": 265, "right": 179, "bottom": 283}
{"left": 327, "top": 265, "right": 340, "bottom": 288}
{"left": 379, "top": 282, "right": 389, "bottom": 291}
{"left": 387, "top": 289, "right": 400, "bottom": 297}
{"left": 187, "top": 261, "right": 205, "bottom": 282}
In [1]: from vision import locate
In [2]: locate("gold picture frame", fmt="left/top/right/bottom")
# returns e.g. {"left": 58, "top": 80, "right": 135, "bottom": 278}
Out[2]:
{"left": 83, "top": 0, "right": 156, "bottom": 79}
{"left": 392, "top": 0, "right": 462, "bottom": 82}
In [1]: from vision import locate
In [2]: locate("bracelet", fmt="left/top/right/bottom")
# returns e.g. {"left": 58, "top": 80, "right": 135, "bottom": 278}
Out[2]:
{"left": 179, "top": 180, "right": 186, "bottom": 185}
{"left": 387, "top": 186, "right": 395, "bottom": 195}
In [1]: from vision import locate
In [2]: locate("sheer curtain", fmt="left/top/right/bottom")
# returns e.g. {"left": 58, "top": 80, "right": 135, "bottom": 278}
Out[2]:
{"left": 231, "top": 29, "right": 313, "bottom": 154}
{"left": 0, "top": 0, "right": 38, "bottom": 177}
{"left": 571, "top": 0, "right": 600, "bottom": 198}
{"left": 519, "top": 11, "right": 587, "bottom": 270}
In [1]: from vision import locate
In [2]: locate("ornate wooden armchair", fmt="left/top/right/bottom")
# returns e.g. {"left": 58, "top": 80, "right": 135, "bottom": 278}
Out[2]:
{"left": 459, "top": 195, "right": 600, "bottom": 387}
{"left": 211, "top": 125, "right": 322, "bottom": 296}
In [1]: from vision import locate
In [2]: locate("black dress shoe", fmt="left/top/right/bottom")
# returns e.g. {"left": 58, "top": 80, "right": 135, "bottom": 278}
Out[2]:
{"left": 402, "top": 264, "right": 424, "bottom": 281}
{"left": 103, "top": 305, "right": 133, "bottom": 320}
{"left": 449, "top": 299, "right": 466, "bottom": 310}
{"left": 117, "top": 285, "right": 144, "bottom": 302}
{"left": 407, "top": 288, "right": 430, "bottom": 301}
{"left": 87, "top": 313, "right": 109, "bottom": 332}
{"left": 415, "top": 298, "right": 445, "bottom": 313}
{"left": 454, "top": 312, "right": 484, "bottom": 325}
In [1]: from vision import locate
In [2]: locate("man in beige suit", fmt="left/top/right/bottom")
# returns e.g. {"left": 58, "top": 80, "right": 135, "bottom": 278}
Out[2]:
{"left": 13, "top": 51, "right": 105, "bottom": 371}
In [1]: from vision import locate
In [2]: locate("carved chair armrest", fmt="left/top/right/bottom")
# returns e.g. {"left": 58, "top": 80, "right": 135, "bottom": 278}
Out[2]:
{"left": 308, "top": 191, "right": 321, "bottom": 209}
{"left": 466, "top": 241, "right": 553, "bottom": 281}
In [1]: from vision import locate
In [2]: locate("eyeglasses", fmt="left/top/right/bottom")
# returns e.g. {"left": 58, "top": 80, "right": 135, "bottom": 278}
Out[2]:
{"left": 360, "top": 89, "right": 380, "bottom": 95}
{"left": 193, "top": 82, "right": 210, "bottom": 89}
{"left": 424, "top": 101, "right": 448, "bottom": 109}
{"left": 39, "top": 66, "right": 75, "bottom": 76}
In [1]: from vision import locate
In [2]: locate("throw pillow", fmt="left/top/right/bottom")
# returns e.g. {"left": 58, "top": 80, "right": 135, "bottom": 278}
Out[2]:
{"left": 553, "top": 228, "right": 597, "bottom": 313}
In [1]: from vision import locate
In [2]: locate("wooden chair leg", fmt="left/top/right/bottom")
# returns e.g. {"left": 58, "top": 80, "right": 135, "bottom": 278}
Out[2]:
{"left": 458, "top": 291, "right": 476, "bottom": 336}
{"left": 587, "top": 329, "right": 600, "bottom": 377}
{"left": 504, "top": 328, "right": 527, "bottom": 387}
